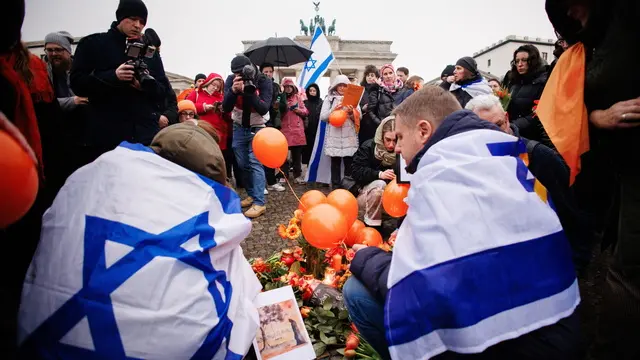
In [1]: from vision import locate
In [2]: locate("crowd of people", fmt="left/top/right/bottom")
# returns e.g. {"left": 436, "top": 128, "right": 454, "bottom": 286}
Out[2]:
{"left": 1, "top": 0, "right": 639, "bottom": 358}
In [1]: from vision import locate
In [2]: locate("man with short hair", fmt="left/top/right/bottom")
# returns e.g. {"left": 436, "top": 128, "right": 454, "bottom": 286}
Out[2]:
{"left": 439, "top": 65, "right": 455, "bottom": 91}
{"left": 223, "top": 55, "right": 273, "bottom": 218}
{"left": 260, "top": 63, "right": 285, "bottom": 193}
{"left": 177, "top": 73, "right": 206, "bottom": 101}
{"left": 396, "top": 67, "right": 409, "bottom": 84}
{"left": 71, "top": 0, "right": 178, "bottom": 161}
{"left": 346, "top": 87, "right": 583, "bottom": 359}
{"left": 449, "top": 56, "right": 492, "bottom": 108}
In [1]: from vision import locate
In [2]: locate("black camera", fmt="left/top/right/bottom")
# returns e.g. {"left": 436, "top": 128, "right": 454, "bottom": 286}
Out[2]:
{"left": 241, "top": 64, "right": 257, "bottom": 94}
{"left": 124, "top": 28, "right": 161, "bottom": 87}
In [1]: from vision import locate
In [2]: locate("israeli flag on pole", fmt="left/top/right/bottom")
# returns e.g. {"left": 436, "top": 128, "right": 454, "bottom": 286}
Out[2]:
{"left": 18, "top": 143, "right": 261, "bottom": 359}
{"left": 299, "top": 26, "right": 334, "bottom": 89}
{"left": 302, "top": 26, "right": 335, "bottom": 184}
{"left": 386, "top": 129, "right": 580, "bottom": 359}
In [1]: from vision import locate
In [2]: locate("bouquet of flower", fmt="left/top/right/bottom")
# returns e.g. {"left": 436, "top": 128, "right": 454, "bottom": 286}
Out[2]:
{"left": 248, "top": 208, "right": 396, "bottom": 358}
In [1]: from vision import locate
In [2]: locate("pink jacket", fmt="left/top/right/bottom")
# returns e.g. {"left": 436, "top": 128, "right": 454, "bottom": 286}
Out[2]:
{"left": 280, "top": 78, "right": 308, "bottom": 147}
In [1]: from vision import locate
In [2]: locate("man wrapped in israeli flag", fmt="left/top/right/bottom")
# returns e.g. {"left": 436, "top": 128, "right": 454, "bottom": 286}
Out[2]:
{"left": 17, "top": 123, "right": 261, "bottom": 359}
{"left": 347, "top": 87, "right": 583, "bottom": 360}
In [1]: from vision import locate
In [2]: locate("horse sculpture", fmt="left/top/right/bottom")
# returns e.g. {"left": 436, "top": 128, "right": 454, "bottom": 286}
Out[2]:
{"left": 299, "top": 19, "right": 309, "bottom": 36}
{"left": 328, "top": 19, "right": 336, "bottom": 36}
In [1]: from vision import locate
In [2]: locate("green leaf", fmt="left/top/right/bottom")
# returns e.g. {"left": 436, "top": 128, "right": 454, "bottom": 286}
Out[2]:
{"left": 322, "top": 297, "right": 334, "bottom": 310}
{"left": 324, "top": 336, "right": 338, "bottom": 345}
{"left": 338, "top": 309, "right": 349, "bottom": 320}
{"left": 318, "top": 309, "right": 335, "bottom": 318}
{"left": 289, "top": 261, "right": 301, "bottom": 275}
{"left": 319, "top": 331, "right": 330, "bottom": 344}
{"left": 336, "top": 348, "right": 345, "bottom": 355}
{"left": 317, "top": 325, "right": 333, "bottom": 333}
{"left": 313, "top": 341, "right": 327, "bottom": 357}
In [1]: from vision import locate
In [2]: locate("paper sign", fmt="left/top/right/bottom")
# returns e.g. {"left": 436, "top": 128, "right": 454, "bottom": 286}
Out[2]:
{"left": 253, "top": 286, "right": 315, "bottom": 360}
{"left": 341, "top": 84, "right": 365, "bottom": 108}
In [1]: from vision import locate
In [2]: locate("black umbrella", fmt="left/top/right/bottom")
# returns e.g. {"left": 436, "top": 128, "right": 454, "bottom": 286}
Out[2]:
{"left": 244, "top": 37, "right": 314, "bottom": 67}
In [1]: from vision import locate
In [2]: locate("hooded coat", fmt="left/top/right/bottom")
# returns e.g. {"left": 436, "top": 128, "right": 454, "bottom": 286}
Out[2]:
{"left": 320, "top": 75, "right": 361, "bottom": 157}
{"left": 279, "top": 78, "right": 308, "bottom": 147}
{"left": 186, "top": 73, "right": 229, "bottom": 150}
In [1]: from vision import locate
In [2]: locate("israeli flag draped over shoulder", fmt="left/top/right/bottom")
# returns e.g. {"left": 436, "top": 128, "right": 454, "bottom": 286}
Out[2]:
{"left": 301, "top": 26, "right": 335, "bottom": 184}
{"left": 386, "top": 129, "right": 580, "bottom": 359}
{"left": 18, "top": 143, "right": 261, "bottom": 359}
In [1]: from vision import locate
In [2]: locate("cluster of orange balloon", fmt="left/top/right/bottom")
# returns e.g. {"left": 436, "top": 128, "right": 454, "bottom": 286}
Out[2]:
{"left": 298, "top": 189, "right": 384, "bottom": 250}
{"left": 382, "top": 179, "right": 410, "bottom": 218}
{"left": 0, "top": 131, "right": 39, "bottom": 228}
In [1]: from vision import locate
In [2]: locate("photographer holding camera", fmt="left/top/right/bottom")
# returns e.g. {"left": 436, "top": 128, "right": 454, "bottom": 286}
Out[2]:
{"left": 70, "top": 0, "right": 177, "bottom": 161}
{"left": 222, "top": 55, "right": 273, "bottom": 218}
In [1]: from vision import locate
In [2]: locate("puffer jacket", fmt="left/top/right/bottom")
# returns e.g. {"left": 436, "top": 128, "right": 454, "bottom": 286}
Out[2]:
{"left": 368, "top": 84, "right": 410, "bottom": 129}
{"left": 321, "top": 75, "right": 360, "bottom": 158}
{"left": 508, "top": 69, "right": 551, "bottom": 147}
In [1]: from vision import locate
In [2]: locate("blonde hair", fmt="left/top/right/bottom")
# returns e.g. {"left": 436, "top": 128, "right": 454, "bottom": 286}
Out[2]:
{"left": 392, "top": 85, "right": 461, "bottom": 128}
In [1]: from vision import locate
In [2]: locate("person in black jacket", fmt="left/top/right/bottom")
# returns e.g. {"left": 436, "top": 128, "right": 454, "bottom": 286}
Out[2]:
{"left": 302, "top": 83, "right": 322, "bottom": 165}
{"left": 358, "top": 65, "right": 379, "bottom": 144}
{"left": 70, "top": 0, "right": 177, "bottom": 161}
{"left": 260, "top": 63, "right": 284, "bottom": 193}
{"left": 222, "top": 55, "right": 272, "bottom": 218}
{"left": 506, "top": 44, "right": 552, "bottom": 147}
{"left": 352, "top": 116, "right": 396, "bottom": 228}
{"left": 449, "top": 56, "right": 493, "bottom": 108}
{"left": 367, "top": 64, "right": 410, "bottom": 139}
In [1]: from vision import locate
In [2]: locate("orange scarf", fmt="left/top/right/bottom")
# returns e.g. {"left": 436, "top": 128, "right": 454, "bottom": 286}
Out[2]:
{"left": 537, "top": 43, "right": 589, "bottom": 185}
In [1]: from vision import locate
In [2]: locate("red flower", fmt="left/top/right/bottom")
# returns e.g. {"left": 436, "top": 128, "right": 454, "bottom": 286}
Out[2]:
{"left": 345, "top": 249, "right": 356, "bottom": 262}
{"left": 251, "top": 258, "right": 269, "bottom": 273}
{"left": 324, "top": 247, "right": 346, "bottom": 263}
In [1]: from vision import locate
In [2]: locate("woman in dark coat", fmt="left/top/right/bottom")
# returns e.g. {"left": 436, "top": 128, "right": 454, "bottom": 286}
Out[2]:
{"left": 302, "top": 83, "right": 322, "bottom": 165}
{"left": 367, "top": 64, "right": 409, "bottom": 142}
{"left": 507, "top": 44, "right": 551, "bottom": 147}
{"left": 546, "top": 0, "right": 640, "bottom": 357}
{"left": 358, "top": 65, "right": 379, "bottom": 144}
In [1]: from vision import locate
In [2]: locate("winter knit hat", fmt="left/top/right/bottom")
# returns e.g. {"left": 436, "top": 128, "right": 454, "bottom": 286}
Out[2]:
{"left": 177, "top": 100, "right": 196, "bottom": 113}
{"left": 441, "top": 65, "right": 455, "bottom": 78}
{"left": 44, "top": 31, "right": 74, "bottom": 54}
{"left": 230, "top": 55, "right": 253, "bottom": 74}
{"left": 456, "top": 57, "right": 479, "bottom": 75}
{"left": 194, "top": 73, "right": 206, "bottom": 83}
{"left": 116, "top": 0, "right": 148, "bottom": 25}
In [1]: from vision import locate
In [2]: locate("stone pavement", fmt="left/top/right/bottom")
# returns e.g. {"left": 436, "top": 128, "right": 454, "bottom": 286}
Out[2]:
{"left": 239, "top": 182, "right": 331, "bottom": 259}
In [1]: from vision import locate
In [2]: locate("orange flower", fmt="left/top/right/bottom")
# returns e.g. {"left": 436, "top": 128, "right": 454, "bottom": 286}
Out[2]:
{"left": 288, "top": 218, "right": 300, "bottom": 227}
{"left": 345, "top": 249, "right": 356, "bottom": 261}
{"left": 277, "top": 224, "right": 288, "bottom": 239}
{"left": 300, "top": 306, "right": 311, "bottom": 318}
{"left": 251, "top": 258, "right": 269, "bottom": 273}
{"left": 293, "top": 209, "right": 304, "bottom": 220}
{"left": 286, "top": 224, "right": 301, "bottom": 240}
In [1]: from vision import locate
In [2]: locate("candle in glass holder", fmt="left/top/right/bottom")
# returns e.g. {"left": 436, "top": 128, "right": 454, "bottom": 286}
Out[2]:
{"left": 331, "top": 254, "right": 342, "bottom": 272}
{"left": 322, "top": 267, "right": 337, "bottom": 287}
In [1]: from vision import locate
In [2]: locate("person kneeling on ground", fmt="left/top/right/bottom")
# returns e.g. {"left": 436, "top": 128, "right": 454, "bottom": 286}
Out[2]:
{"left": 17, "top": 123, "right": 260, "bottom": 359}
{"left": 344, "top": 86, "right": 584, "bottom": 360}
{"left": 351, "top": 115, "right": 396, "bottom": 228}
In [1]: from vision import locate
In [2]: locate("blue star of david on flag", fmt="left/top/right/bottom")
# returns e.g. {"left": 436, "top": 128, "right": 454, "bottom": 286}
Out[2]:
{"left": 304, "top": 58, "right": 317, "bottom": 71}
{"left": 20, "top": 212, "right": 236, "bottom": 360}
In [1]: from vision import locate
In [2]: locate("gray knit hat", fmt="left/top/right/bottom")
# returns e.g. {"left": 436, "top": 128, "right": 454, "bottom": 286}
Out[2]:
{"left": 44, "top": 31, "right": 73, "bottom": 54}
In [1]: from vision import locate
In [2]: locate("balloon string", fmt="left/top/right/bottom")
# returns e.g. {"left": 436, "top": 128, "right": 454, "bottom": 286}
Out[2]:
{"left": 277, "top": 168, "right": 303, "bottom": 206}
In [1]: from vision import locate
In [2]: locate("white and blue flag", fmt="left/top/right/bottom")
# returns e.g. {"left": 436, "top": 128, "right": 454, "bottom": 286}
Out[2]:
{"left": 386, "top": 130, "right": 580, "bottom": 359}
{"left": 298, "top": 26, "right": 334, "bottom": 90}
{"left": 301, "top": 27, "right": 336, "bottom": 184}
{"left": 18, "top": 143, "right": 261, "bottom": 359}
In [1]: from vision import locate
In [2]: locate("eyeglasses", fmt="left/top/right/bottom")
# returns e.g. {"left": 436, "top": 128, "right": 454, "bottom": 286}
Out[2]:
{"left": 45, "top": 48, "right": 66, "bottom": 54}
{"left": 179, "top": 112, "right": 195, "bottom": 118}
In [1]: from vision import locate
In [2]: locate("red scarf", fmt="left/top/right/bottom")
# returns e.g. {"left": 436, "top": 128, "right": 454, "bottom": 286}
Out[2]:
{"left": 0, "top": 51, "right": 53, "bottom": 175}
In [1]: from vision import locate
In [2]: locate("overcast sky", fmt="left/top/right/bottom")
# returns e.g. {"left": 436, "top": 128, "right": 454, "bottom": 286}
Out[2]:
{"left": 23, "top": 0, "right": 555, "bottom": 85}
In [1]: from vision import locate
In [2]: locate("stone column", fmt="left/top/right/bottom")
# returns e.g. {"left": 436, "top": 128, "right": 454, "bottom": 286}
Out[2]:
{"left": 295, "top": 69, "right": 302, "bottom": 81}
{"left": 355, "top": 69, "right": 365, "bottom": 85}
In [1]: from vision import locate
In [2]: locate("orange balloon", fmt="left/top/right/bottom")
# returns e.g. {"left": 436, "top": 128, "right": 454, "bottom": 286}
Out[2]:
{"left": 302, "top": 204, "right": 349, "bottom": 249}
{"left": 329, "top": 110, "right": 348, "bottom": 127}
{"left": 356, "top": 227, "right": 383, "bottom": 247}
{"left": 345, "top": 220, "right": 365, "bottom": 247}
{"left": 382, "top": 179, "right": 410, "bottom": 217}
{"left": 252, "top": 127, "right": 289, "bottom": 168}
{"left": 298, "top": 190, "right": 327, "bottom": 211}
{"left": 327, "top": 189, "right": 358, "bottom": 227}
{"left": 0, "top": 131, "right": 39, "bottom": 228}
